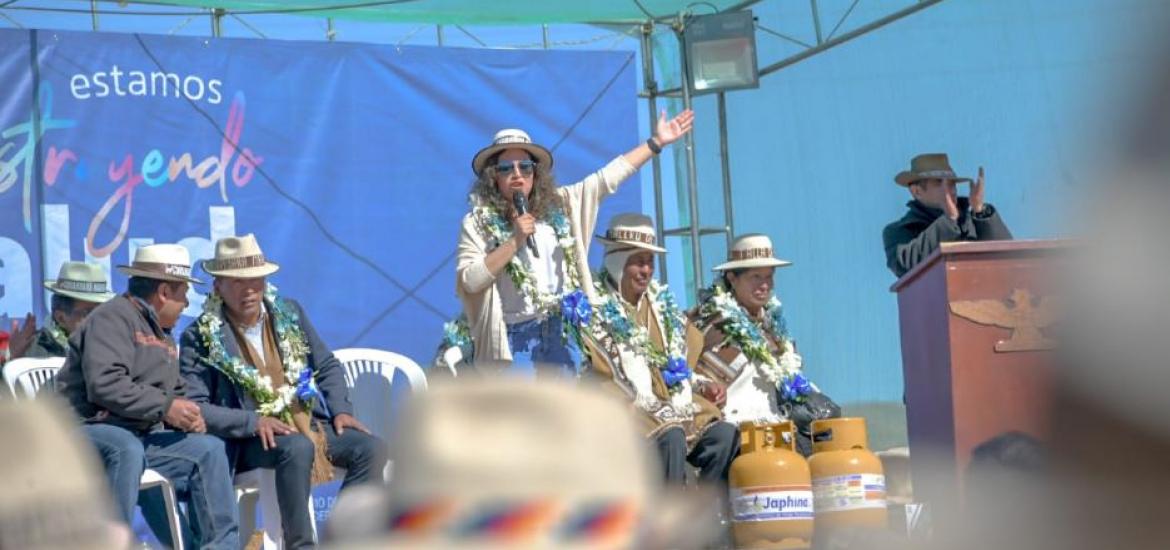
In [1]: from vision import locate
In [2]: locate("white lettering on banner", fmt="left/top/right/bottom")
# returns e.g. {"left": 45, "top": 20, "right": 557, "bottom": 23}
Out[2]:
{"left": 69, "top": 65, "right": 224, "bottom": 105}
{"left": 0, "top": 205, "right": 235, "bottom": 318}
{"left": 811, "top": 474, "right": 886, "bottom": 513}
{"left": 0, "top": 237, "right": 33, "bottom": 317}
{"left": 730, "top": 486, "right": 814, "bottom": 522}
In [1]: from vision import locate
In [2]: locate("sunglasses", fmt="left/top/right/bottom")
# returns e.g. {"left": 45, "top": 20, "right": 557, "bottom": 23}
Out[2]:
{"left": 495, "top": 159, "right": 536, "bottom": 176}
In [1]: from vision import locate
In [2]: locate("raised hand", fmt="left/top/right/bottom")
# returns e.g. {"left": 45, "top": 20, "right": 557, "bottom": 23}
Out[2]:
{"left": 654, "top": 109, "right": 695, "bottom": 146}
{"left": 970, "top": 166, "right": 986, "bottom": 214}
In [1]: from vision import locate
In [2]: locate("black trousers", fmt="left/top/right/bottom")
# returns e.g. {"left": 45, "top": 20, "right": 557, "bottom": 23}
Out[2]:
{"left": 237, "top": 422, "right": 387, "bottom": 549}
{"left": 655, "top": 421, "right": 739, "bottom": 485}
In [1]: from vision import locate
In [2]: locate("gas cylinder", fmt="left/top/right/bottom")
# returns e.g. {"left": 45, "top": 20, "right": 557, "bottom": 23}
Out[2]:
{"left": 728, "top": 421, "right": 814, "bottom": 549}
{"left": 807, "top": 417, "right": 887, "bottom": 534}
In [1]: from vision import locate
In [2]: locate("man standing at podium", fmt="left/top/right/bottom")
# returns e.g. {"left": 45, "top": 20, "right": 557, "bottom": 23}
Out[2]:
{"left": 883, "top": 153, "right": 1013, "bottom": 277}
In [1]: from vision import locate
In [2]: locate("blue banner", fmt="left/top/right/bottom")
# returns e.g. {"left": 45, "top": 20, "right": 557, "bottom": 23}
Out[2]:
{"left": 0, "top": 28, "right": 639, "bottom": 363}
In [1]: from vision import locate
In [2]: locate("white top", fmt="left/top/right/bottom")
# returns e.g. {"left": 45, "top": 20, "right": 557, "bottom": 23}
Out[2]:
{"left": 238, "top": 306, "right": 269, "bottom": 365}
{"left": 719, "top": 350, "right": 803, "bottom": 425}
{"left": 499, "top": 222, "right": 566, "bottom": 324}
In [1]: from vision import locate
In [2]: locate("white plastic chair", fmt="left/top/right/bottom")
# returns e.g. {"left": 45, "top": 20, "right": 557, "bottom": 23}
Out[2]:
{"left": 239, "top": 348, "right": 426, "bottom": 549}
{"left": 2, "top": 356, "right": 185, "bottom": 550}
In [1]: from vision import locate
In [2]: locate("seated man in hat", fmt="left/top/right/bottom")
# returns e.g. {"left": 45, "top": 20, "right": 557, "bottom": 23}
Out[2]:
{"left": 883, "top": 154, "right": 1013, "bottom": 278}
{"left": 180, "top": 234, "right": 387, "bottom": 549}
{"left": 23, "top": 262, "right": 116, "bottom": 359}
{"left": 574, "top": 214, "right": 736, "bottom": 486}
{"left": 54, "top": 244, "right": 240, "bottom": 548}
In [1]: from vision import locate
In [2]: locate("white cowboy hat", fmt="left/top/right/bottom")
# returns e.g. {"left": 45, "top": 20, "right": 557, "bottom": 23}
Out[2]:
{"left": 894, "top": 153, "right": 973, "bottom": 187}
{"left": 335, "top": 379, "right": 718, "bottom": 549}
{"left": 116, "top": 243, "right": 202, "bottom": 284}
{"left": 595, "top": 213, "right": 666, "bottom": 254}
{"left": 713, "top": 233, "right": 793, "bottom": 271}
{"left": 471, "top": 129, "right": 553, "bottom": 175}
{"left": 201, "top": 234, "right": 280, "bottom": 278}
{"left": 43, "top": 262, "right": 116, "bottom": 304}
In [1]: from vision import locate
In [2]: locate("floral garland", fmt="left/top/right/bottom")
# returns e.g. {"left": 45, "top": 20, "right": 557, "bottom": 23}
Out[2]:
{"left": 698, "top": 281, "right": 809, "bottom": 401}
{"left": 472, "top": 201, "right": 582, "bottom": 315}
{"left": 196, "top": 283, "right": 318, "bottom": 421}
{"left": 434, "top": 314, "right": 474, "bottom": 372}
{"left": 577, "top": 270, "right": 692, "bottom": 394}
{"left": 45, "top": 318, "right": 69, "bottom": 351}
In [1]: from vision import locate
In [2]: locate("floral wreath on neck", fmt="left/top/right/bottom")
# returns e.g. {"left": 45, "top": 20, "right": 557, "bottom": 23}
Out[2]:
{"left": 196, "top": 283, "right": 319, "bottom": 422}
{"left": 697, "top": 281, "right": 811, "bottom": 402}
{"left": 571, "top": 268, "right": 692, "bottom": 395}
{"left": 471, "top": 197, "right": 583, "bottom": 313}
{"left": 45, "top": 318, "right": 69, "bottom": 351}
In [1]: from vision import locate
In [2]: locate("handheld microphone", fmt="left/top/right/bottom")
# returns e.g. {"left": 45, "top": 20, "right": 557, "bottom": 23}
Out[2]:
{"left": 512, "top": 191, "right": 539, "bottom": 258}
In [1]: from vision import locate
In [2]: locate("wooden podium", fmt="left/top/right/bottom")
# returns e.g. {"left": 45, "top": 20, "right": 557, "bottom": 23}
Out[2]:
{"left": 892, "top": 239, "right": 1068, "bottom": 509}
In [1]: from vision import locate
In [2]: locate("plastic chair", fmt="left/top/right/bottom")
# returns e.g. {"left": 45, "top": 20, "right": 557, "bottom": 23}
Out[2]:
{"left": 239, "top": 348, "right": 426, "bottom": 548}
{"left": 2, "top": 356, "right": 185, "bottom": 550}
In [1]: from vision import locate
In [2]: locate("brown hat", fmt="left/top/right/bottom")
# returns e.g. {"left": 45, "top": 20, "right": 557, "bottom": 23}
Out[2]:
{"left": 894, "top": 153, "right": 973, "bottom": 186}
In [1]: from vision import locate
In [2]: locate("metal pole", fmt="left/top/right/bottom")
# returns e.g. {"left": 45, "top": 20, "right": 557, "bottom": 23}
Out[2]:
{"left": 675, "top": 21, "right": 704, "bottom": 294}
{"left": 541, "top": 24, "right": 550, "bottom": 49}
{"left": 90, "top": 0, "right": 98, "bottom": 31}
{"left": 717, "top": 92, "right": 735, "bottom": 251}
{"left": 326, "top": 18, "right": 335, "bottom": 41}
{"left": 810, "top": 0, "right": 823, "bottom": 45}
{"left": 761, "top": 0, "right": 947, "bottom": 76}
{"left": 211, "top": 8, "right": 224, "bottom": 37}
{"left": 639, "top": 22, "right": 668, "bottom": 285}
{"left": 436, "top": 25, "right": 444, "bottom": 46}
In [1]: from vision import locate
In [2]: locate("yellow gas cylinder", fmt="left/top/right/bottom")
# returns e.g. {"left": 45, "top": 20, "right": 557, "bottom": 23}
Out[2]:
{"left": 807, "top": 417, "right": 888, "bottom": 534}
{"left": 728, "top": 421, "right": 814, "bottom": 549}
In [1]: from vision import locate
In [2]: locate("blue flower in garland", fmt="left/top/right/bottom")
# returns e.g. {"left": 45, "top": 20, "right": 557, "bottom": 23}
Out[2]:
{"left": 662, "top": 357, "right": 692, "bottom": 388}
{"left": 780, "top": 373, "right": 813, "bottom": 402}
{"left": 295, "top": 368, "right": 319, "bottom": 403}
{"left": 561, "top": 289, "right": 592, "bottom": 327}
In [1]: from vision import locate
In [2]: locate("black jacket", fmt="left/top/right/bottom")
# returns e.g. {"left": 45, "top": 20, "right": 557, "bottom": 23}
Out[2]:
{"left": 882, "top": 198, "right": 1012, "bottom": 278}
{"left": 178, "top": 298, "right": 354, "bottom": 441}
{"left": 55, "top": 295, "right": 185, "bottom": 433}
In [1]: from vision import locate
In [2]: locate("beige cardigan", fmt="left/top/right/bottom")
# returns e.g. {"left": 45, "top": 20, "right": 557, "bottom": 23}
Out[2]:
{"left": 456, "top": 156, "right": 638, "bottom": 365}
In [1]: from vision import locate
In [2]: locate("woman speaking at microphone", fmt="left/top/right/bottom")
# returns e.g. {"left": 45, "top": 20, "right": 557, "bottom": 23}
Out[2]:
{"left": 455, "top": 110, "right": 694, "bottom": 377}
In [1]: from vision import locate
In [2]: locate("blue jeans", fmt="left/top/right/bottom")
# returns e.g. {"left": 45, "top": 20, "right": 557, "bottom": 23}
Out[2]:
{"left": 142, "top": 430, "right": 239, "bottom": 549}
{"left": 82, "top": 424, "right": 147, "bottom": 526}
{"left": 237, "top": 423, "right": 388, "bottom": 549}
{"left": 507, "top": 314, "right": 580, "bottom": 378}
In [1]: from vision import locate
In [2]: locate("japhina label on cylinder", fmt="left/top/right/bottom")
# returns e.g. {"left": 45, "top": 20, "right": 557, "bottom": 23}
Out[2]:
{"left": 729, "top": 485, "right": 815, "bottom": 522}
{"left": 811, "top": 474, "right": 886, "bottom": 512}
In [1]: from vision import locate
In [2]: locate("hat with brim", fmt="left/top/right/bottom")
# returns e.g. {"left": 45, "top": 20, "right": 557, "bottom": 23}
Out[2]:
{"left": 43, "top": 261, "right": 116, "bottom": 303}
{"left": 351, "top": 379, "right": 720, "bottom": 549}
{"left": 713, "top": 233, "right": 793, "bottom": 271}
{"left": 894, "top": 153, "right": 973, "bottom": 186}
{"left": 116, "top": 243, "right": 203, "bottom": 284}
{"left": 471, "top": 129, "right": 553, "bottom": 175}
{"left": 201, "top": 233, "right": 280, "bottom": 279}
{"left": 595, "top": 213, "right": 667, "bottom": 254}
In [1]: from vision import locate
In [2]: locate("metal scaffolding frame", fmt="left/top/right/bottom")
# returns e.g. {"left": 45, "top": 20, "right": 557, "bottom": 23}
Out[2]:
{"left": 639, "top": 0, "right": 949, "bottom": 296}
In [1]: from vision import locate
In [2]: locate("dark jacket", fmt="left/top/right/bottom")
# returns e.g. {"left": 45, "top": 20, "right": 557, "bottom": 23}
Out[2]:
{"left": 55, "top": 295, "right": 185, "bottom": 433}
{"left": 178, "top": 298, "right": 354, "bottom": 441}
{"left": 882, "top": 198, "right": 1013, "bottom": 278}
{"left": 25, "top": 327, "right": 67, "bottom": 358}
